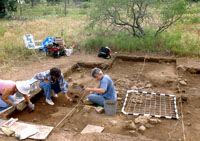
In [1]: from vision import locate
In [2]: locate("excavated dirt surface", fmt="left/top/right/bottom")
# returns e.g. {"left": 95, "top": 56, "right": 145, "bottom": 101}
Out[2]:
{"left": 0, "top": 52, "right": 200, "bottom": 141}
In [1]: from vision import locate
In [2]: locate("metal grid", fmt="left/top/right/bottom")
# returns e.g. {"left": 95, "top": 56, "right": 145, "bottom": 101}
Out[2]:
{"left": 121, "top": 90, "right": 179, "bottom": 119}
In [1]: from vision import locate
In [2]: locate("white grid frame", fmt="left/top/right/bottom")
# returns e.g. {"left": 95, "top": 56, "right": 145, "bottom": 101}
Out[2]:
{"left": 121, "top": 90, "right": 179, "bottom": 119}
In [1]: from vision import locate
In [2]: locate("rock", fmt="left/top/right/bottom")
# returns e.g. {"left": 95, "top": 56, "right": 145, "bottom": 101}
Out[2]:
{"left": 80, "top": 74, "right": 85, "bottom": 78}
{"left": 117, "top": 97, "right": 122, "bottom": 101}
{"left": 176, "top": 65, "right": 186, "bottom": 74}
{"left": 124, "top": 120, "right": 137, "bottom": 130}
{"left": 130, "top": 99, "right": 136, "bottom": 103}
{"left": 72, "top": 82, "right": 78, "bottom": 88}
{"left": 32, "top": 118, "right": 37, "bottom": 122}
{"left": 188, "top": 68, "right": 198, "bottom": 73}
{"left": 149, "top": 119, "right": 159, "bottom": 125}
{"left": 95, "top": 107, "right": 104, "bottom": 114}
{"left": 100, "top": 64, "right": 108, "bottom": 69}
{"left": 63, "top": 128, "right": 71, "bottom": 131}
{"left": 125, "top": 75, "right": 129, "bottom": 78}
{"left": 109, "top": 120, "right": 117, "bottom": 126}
{"left": 145, "top": 83, "right": 152, "bottom": 88}
{"left": 157, "top": 119, "right": 161, "bottom": 123}
{"left": 158, "top": 60, "right": 164, "bottom": 64}
{"left": 73, "top": 82, "right": 78, "bottom": 86}
{"left": 182, "top": 90, "right": 186, "bottom": 93}
{"left": 176, "top": 86, "right": 181, "bottom": 93}
{"left": 166, "top": 78, "right": 175, "bottom": 83}
{"left": 137, "top": 82, "right": 145, "bottom": 87}
{"left": 182, "top": 95, "right": 188, "bottom": 101}
{"left": 186, "top": 111, "right": 191, "bottom": 114}
{"left": 186, "top": 122, "right": 192, "bottom": 126}
{"left": 67, "top": 77, "right": 73, "bottom": 82}
{"left": 83, "top": 113, "right": 88, "bottom": 117}
{"left": 179, "top": 80, "right": 187, "bottom": 86}
{"left": 135, "top": 116, "right": 151, "bottom": 126}
{"left": 83, "top": 106, "right": 91, "bottom": 113}
{"left": 138, "top": 125, "right": 146, "bottom": 133}
{"left": 131, "top": 86, "right": 138, "bottom": 90}
{"left": 136, "top": 100, "right": 143, "bottom": 104}
{"left": 146, "top": 98, "right": 151, "bottom": 101}
{"left": 129, "top": 130, "right": 138, "bottom": 137}
{"left": 145, "top": 123, "right": 155, "bottom": 129}
{"left": 76, "top": 67, "right": 81, "bottom": 71}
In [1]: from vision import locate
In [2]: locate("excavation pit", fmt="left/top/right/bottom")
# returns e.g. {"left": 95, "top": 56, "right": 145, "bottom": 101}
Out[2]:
{"left": 6, "top": 56, "right": 200, "bottom": 140}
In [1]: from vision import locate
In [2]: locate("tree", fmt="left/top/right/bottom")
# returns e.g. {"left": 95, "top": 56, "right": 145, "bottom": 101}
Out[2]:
{"left": 0, "top": 0, "right": 18, "bottom": 18}
{"left": 90, "top": 0, "right": 188, "bottom": 38}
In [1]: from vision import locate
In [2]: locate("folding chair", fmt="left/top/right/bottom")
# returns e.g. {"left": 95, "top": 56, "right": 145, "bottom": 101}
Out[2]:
{"left": 23, "top": 34, "right": 44, "bottom": 56}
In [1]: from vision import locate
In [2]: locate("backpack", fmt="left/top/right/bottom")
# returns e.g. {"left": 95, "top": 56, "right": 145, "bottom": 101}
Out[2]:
{"left": 98, "top": 46, "right": 111, "bottom": 59}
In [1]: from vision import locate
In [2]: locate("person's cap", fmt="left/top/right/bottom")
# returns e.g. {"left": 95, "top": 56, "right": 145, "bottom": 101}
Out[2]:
{"left": 16, "top": 81, "right": 30, "bottom": 95}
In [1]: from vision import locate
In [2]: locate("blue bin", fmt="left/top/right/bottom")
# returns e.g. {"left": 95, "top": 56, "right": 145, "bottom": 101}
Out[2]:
{"left": 104, "top": 100, "right": 117, "bottom": 116}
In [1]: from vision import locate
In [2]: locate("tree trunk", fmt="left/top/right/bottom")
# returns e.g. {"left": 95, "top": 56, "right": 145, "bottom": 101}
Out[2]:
{"left": 31, "top": 0, "right": 34, "bottom": 8}
{"left": 4, "top": 0, "right": 9, "bottom": 17}
{"left": 19, "top": 0, "right": 22, "bottom": 19}
{"left": 64, "top": 0, "right": 67, "bottom": 15}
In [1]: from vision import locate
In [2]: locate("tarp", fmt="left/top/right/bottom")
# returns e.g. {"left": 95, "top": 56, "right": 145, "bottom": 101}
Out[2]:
{"left": 40, "top": 37, "right": 55, "bottom": 52}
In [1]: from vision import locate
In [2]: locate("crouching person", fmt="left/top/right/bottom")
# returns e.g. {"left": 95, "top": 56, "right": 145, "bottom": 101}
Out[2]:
{"left": 84, "top": 68, "right": 117, "bottom": 106}
{"left": 0, "top": 80, "right": 34, "bottom": 111}
{"left": 33, "top": 67, "right": 72, "bottom": 105}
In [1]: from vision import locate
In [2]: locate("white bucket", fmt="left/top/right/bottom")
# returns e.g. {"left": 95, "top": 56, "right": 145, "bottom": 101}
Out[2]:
{"left": 104, "top": 100, "right": 117, "bottom": 116}
{"left": 65, "top": 48, "right": 73, "bottom": 56}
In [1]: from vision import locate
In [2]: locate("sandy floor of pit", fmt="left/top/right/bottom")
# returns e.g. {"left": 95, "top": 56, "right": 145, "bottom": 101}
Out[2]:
{"left": 0, "top": 51, "right": 200, "bottom": 141}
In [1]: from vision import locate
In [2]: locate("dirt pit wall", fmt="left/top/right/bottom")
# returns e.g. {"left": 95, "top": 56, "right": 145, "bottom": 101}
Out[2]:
{"left": 9, "top": 56, "right": 200, "bottom": 141}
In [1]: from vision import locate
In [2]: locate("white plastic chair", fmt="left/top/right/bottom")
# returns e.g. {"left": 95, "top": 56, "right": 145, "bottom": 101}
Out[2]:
{"left": 23, "top": 34, "right": 43, "bottom": 56}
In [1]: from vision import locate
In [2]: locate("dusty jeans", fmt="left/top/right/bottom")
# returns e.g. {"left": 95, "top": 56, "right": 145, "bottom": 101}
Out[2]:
{"left": 39, "top": 81, "right": 68, "bottom": 100}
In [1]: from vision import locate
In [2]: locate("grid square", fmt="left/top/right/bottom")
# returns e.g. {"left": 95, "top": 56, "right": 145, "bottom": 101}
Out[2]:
{"left": 121, "top": 90, "right": 178, "bottom": 119}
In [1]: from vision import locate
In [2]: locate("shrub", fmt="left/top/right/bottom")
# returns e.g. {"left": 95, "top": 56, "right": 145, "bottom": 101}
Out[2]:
{"left": 84, "top": 29, "right": 200, "bottom": 56}
{"left": 79, "top": 2, "right": 92, "bottom": 9}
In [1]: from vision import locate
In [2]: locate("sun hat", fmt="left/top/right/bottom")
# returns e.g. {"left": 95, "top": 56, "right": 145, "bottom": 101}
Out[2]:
{"left": 16, "top": 81, "right": 30, "bottom": 95}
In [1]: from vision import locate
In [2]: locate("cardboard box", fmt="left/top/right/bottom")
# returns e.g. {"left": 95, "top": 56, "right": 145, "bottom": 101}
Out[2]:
{"left": 54, "top": 37, "right": 65, "bottom": 45}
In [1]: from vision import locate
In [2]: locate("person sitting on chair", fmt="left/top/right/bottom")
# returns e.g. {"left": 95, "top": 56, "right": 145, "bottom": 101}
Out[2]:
{"left": 0, "top": 80, "right": 34, "bottom": 111}
{"left": 84, "top": 68, "right": 117, "bottom": 106}
{"left": 33, "top": 67, "right": 72, "bottom": 105}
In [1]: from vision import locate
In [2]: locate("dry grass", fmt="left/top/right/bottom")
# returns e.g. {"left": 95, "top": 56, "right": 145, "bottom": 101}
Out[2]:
{"left": 0, "top": 2, "right": 200, "bottom": 67}
{"left": 0, "top": 15, "right": 88, "bottom": 67}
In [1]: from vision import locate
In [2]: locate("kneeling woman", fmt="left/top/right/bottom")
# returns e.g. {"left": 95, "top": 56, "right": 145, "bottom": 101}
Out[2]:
{"left": 84, "top": 68, "right": 117, "bottom": 106}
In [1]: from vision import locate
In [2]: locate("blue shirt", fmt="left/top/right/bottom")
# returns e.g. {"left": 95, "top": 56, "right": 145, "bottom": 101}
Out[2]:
{"left": 100, "top": 75, "right": 117, "bottom": 100}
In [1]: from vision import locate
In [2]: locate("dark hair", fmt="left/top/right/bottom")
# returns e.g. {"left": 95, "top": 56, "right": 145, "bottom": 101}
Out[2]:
{"left": 50, "top": 67, "right": 61, "bottom": 78}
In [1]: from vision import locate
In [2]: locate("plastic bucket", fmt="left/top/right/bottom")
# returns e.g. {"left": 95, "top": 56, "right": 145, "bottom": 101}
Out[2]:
{"left": 104, "top": 100, "right": 117, "bottom": 116}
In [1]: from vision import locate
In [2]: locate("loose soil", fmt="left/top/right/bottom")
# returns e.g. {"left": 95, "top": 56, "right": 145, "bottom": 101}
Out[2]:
{"left": 0, "top": 52, "right": 200, "bottom": 141}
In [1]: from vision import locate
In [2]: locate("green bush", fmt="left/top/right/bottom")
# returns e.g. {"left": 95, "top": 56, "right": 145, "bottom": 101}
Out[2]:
{"left": 190, "top": 0, "right": 200, "bottom": 2}
{"left": 84, "top": 30, "right": 200, "bottom": 56}
{"left": 79, "top": 2, "right": 92, "bottom": 9}
{"left": 0, "top": 28, "right": 6, "bottom": 36}
{"left": 191, "top": 17, "right": 200, "bottom": 24}
{"left": 42, "top": 7, "right": 54, "bottom": 15}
